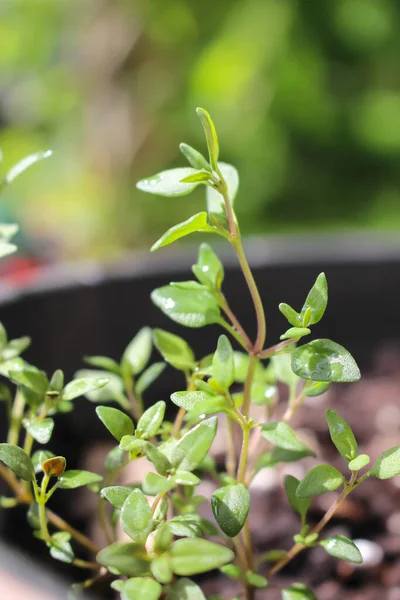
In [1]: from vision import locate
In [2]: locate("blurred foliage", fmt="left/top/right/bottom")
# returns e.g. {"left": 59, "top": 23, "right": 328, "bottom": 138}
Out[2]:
{"left": 0, "top": 0, "right": 400, "bottom": 259}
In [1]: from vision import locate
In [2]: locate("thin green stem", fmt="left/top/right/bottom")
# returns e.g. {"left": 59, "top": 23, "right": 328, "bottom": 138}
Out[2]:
{"left": 258, "top": 338, "right": 297, "bottom": 359}
{"left": 266, "top": 472, "right": 358, "bottom": 579}
{"left": 225, "top": 415, "right": 237, "bottom": 478}
{"left": 237, "top": 425, "right": 251, "bottom": 484}
{"left": 219, "top": 318, "right": 250, "bottom": 351}
{"left": 7, "top": 390, "right": 25, "bottom": 445}
{"left": 219, "top": 184, "right": 238, "bottom": 238}
{"left": 232, "top": 238, "right": 266, "bottom": 354}
{"left": 242, "top": 354, "right": 258, "bottom": 417}
{"left": 39, "top": 474, "right": 51, "bottom": 543}
{"left": 218, "top": 294, "right": 252, "bottom": 350}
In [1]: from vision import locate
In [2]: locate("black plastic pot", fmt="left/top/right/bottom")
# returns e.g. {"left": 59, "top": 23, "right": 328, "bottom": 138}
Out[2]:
{"left": 1, "top": 232, "right": 400, "bottom": 592}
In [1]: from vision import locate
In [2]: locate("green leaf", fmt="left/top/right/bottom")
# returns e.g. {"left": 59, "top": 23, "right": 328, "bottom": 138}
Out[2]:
{"left": 171, "top": 390, "right": 212, "bottom": 411}
{"left": 369, "top": 445, "right": 400, "bottom": 479}
{"left": 110, "top": 581, "right": 124, "bottom": 592}
{"left": 212, "top": 335, "right": 234, "bottom": 390}
{"left": 122, "top": 328, "right": 152, "bottom": 375}
{"left": 151, "top": 554, "right": 173, "bottom": 584}
{"left": 171, "top": 470, "right": 200, "bottom": 486}
{"left": 0, "top": 443, "right": 35, "bottom": 481}
{"left": 279, "top": 303, "right": 301, "bottom": 327}
{"left": 296, "top": 465, "right": 344, "bottom": 497}
{"left": 100, "top": 485, "right": 132, "bottom": 509}
{"left": 151, "top": 285, "right": 220, "bottom": 328}
{"left": 170, "top": 538, "right": 234, "bottom": 575}
{"left": 282, "top": 583, "right": 317, "bottom": 600}
{"left": 326, "top": 409, "right": 358, "bottom": 461}
{"left": 303, "top": 381, "right": 330, "bottom": 397}
{"left": 192, "top": 243, "right": 224, "bottom": 290}
{"left": 166, "top": 578, "right": 206, "bottom": 600}
{"left": 74, "top": 369, "right": 125, "bottom": 403}
{"left": 26, "top": 418, "right": 54, "bottom": 444}
{"left": 233, "top": 352, "right": 264, "bottom": 383}
{"left": 105, "top": 446, "right": 126, "bottom": 471}
{"left": 48, "top": 369, "right": 64, "bottom": 393}
{"left": 271, "top": 354, "right": 300, "bottom": 388}
{"left": 0, "top": 224, "right": 18, "bottom": 242}
{"left": 251, "top": 382, "right": 277, "bottom": 406}
{"left": 171, "top": 417, "right": 218, "bottom": 471}
{"left": 185, "top": 395, "right": 228, "bottom": 420}
{"left": 196, "top": 107, "right": 219, "bottom": 169}
{"left": 96, "top": 406, "right": 134, "bottom": 441}
{"left": 291, "top": 339, "right": 361, "bottom": 383}
{"left": 284, "top": 475, "right": 311, "bottom": 524}
{"left": 280, "top": 327, "right": 310, "bottom": 341}
{"left": 320, "top": 535, "right": 362, "bottom": 563}
{"left": 49, "top": 532, "right": 74, "bottom": 564}
{"left": 207, "top": 163, "right": 239, "bottom": 213}
{"left": 136, "top": 401, "right": 166, "bottom": 439}
{"left": 96, "top": 542, "right": 149, "bottom": 576}
{"left": 137, "top": 167, "right": 202, "bottom": 197}
{"left": 245, "top": 572, "right": 268, "bottom": 588}
{"left": 121, "top": 489, "right": 153, "bottom": 543}
{"left": 58, "top": 470, "right": 103, "bottom": 489}
{"left": 84, "top": 355, "right": 121, "bottom": 375}
{"left": 153, "top": 329, "right": 195, "bottom": 371}
{"left": 301, "top": 273, "right": 328, "bottom": 326}
{"left": 0, "top": 357, "right": 26, "bottom": 377}
{"left": 9, "top": 368, "right": 49, "bottom": 396}
{"left": 63, "top": 376, "right": 110, "bottom": 401}
{"left": 211, "top": 483, "right": 250, "bottom": 537}
{"left": 261, "top": 422, "right": 311, "bottom": 453}
{"left": 348, "top": 454, "right": 370, "bottom": 471}
{"left": 2, "top": 337, "right": 31, "bottom": 360}
{"left": 5, "top": 150, "right": 52, "bottom": 184}
{"left": 179, "top": 143, "right": 211, "bottom": 171}
{"left": 122, "top": 577, "right": 162, "bottom": 600}
{"left": 142, "top": 472, "right": 176, "bottom": 496}
{"left": 136, "top": 363, "right": 166, "bottom": 396}
{"left": 143, "top": 442, "right": 171, "bottom": 476}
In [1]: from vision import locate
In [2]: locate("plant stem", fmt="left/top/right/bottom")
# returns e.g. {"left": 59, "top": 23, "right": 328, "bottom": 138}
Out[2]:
{"left": 242, "top": 354, "right": 258, "bottom": 417}
{"left": 219, "top": 184, "right": 238, "bottom": 238}
{"left": 231, "top": 238, "right": 266, "bottom": 355}
{"left": 219, "top": 318, "right": 250, "bottom": 351}
{"left": 266, "top": 473, "right": 358, "bottom": 579}
{"left": 237, "top": 425, "right": 251, "bottom": 484}
{"left": 225, "top": 415, "right": 237, "bottom": 478}
{"left": 39, "top": 474, "right": 51, "bottom": 543}
{"left": 46, "top": 509, "right": 100, "bottom": 554}
{"left": 258, "top": 338, "right": 297, "bottom": 359}
{"left": 0, "top": 462, "right": 30, "bottom": 501}
{"left": 7, "top": 390, "right": 25, "bottom": 445}
{"left": 73, "top": 559, "right": 100, "bottom": 570}
{"left": 219, "top": 294, "right": 252, "bottom": 350}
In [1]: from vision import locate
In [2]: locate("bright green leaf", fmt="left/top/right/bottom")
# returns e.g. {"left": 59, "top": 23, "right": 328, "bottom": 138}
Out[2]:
{"left": 73, "top": 370, "right": 125, "bottom": 403}
{"left": 143, "top": 442, "right": 171, "bottom": 476}
{"left": 84, "top": 356, "right": 121, "bottom": 375}
{"left": 122, "top": 577, "right": 162, "bottom": 600}
{"left": 26, "top": 418, "right": 54, "bottom": 444}
{"left": 196, "top": 107, "right": 219, "bottom": 169}
{"left": 58, "top": 470, "right": 103, "bottom": 489}
{"left": 151, "top": 285, "right": 221, "bottom": 328}
{"left": 136, "top": 363, "right": 166, "bottom": 396}
{"left": 326, "top": 409, "right": 358, "bottom": 461}
{"left": 153, "top": 329, "right": 195, "bottom": 371}
{"left": 151, "top": 554, "right": 173, "bottom": 584}
{"left": 137, "top": 167, "right": 201, "bottom": 197}
{"left": 49, "top": 532, "right": 74, "bottom": 564}
{"left": 271, "top": 354, "right": 300, "bottom": 388}
{"left": 179, "top": 143, "right": 211, "bottom": 171}
{"left": 291, "top": 339, "right": 361, "bottom": 383}
{"left": 171, "top": 471, "right": 200, "bottom": 486}
{"left": 284, "top": 475, "right": 310, "bottom": 524}
{"left": 233, "top": 352, "right": 264, "bottom": 383}
{"left": 105, "top": 446, "right": 126, "bottom": 471}
{"left": 348, "top": 454, "right": 370, "bottom": 471}
{"left": 261, "top": 422, "right": 311, "bottom": 453}
{"left": 171, "top": 417, "right": 217, "bottom": 471}
{"left": 296, "top": 465, "right": 344, "bottom": 497}
{"left": 211, "top": 483, "right": 250, "bottom": 537}
{"left": 369, "top": 446, "right": 400, "bottom": 479}
{"left": 245, "top": 571, "right": 268, "bottom": 588}
{"left": 303, "top": 381, "right": 330, "bottom": 397}
{"left": 0, "top": 443, "right": 35, "bottom": 481}
{"left": 207, "top": 163, "right": 239, "bottom": 213}
{"left": 142, "top": 472, "right": 175, "bottom": 496}
{"left": 63, "top": 377, "right": 110, "bottom": 401}
{"left": 122, "top": 328, "right": 152, "bottom": 375}
{"left": 320, "top": 535, "right": 362, "bottom": 563}
{"left": 192, "top": 243, "right": 224, "bottom": 290}
{"left": 9, "top": 368, "right": 49, "bottom": 396}
{"left": 279, "top": 303, "right": 301, "bottom": 328}
{"left": 212, "top": 335, "right": 234, "bottom": 390}
{"left": 100, "top": 486, "right": 132, "bottom": 509}
{"left": 96, "top": 406, "right": 134, "bottom": 441}
{"left": 166, "top": 578, "right": 206, "bottom": 600}
{"left": 121, "top": 489, "right": 153, "bottom": 543}
{"left": 301, "top": 273, "right": 328, "bottom": 326}
{"left": 96, "top": 542, "right": 149, "bottom": 576}
{"left": 170, "top": 538, "right": 234, "bottom": 575}
{"left": 170, "top": 390, "right": 212, "bottom": 411}
{"left": 136, "top": 401, "right": 166, "bottom": 439}
{"left": 280, "top": 327, "right": 310, "bottom": 341}
{"left": 282, "top": 583, "right": 317, "bottom": 600}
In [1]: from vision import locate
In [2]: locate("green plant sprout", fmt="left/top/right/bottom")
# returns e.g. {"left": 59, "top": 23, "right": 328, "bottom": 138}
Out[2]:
{"left": 0, "top": 111, "right": 399, "bottom": 600}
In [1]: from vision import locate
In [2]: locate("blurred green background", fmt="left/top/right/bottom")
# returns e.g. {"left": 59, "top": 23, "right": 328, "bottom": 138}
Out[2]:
{"left": 1, "top": 0, "right": 400, "bottom": 260}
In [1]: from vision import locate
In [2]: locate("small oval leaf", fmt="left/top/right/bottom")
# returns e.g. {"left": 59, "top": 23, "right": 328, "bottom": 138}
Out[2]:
{"left": 296, "top": 464, "right": 344, "bottom": 497}
{"left": 211, "top": 483, "right": 250, "bottom": 537}
{"left": 170, "top": 538, "right": 234, "bottom": 575}
{"left": 320, "top": 535, "right": 362, "bottom": 564}
{"left": 291, "top": 339, "right": 360, "bottom": 383}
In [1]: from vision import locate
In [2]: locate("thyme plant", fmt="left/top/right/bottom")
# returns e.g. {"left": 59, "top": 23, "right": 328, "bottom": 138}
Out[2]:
{"left": 0, "top": 110, "right": 399, "bottom": 600}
